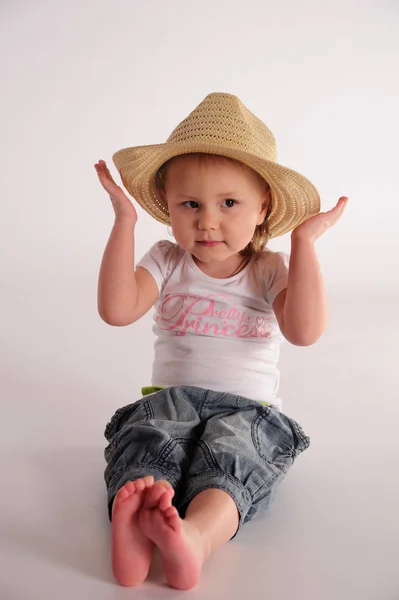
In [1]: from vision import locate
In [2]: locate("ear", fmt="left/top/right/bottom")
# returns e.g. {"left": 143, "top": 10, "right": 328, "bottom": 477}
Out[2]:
{"left": 256, "top": 189, "right": 272, "bottom": 225}
{"left": 158, "top": 185, "right": 168, "bottom": 205}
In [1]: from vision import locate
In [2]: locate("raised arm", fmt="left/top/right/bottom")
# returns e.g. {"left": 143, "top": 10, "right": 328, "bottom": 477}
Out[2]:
{"left": 95, "top": 160, "right": 158, "bottom": 326}
{"left": 273, "top": 196, "right": 348, "bottom": 346}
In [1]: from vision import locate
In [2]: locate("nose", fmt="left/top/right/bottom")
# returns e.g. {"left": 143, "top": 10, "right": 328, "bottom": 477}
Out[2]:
{"left": 197, "top": 207, "right": 219, "bottom": 231}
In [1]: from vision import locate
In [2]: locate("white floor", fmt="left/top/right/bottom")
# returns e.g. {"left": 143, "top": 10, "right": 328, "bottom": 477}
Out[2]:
{"left": 1, "top": 289, "right": 398, "bottom": 600}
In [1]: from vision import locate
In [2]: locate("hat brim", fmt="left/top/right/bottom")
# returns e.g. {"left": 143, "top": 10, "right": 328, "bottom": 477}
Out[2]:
{"left": 113, "top": 141, "right": 320, "bottom": 238}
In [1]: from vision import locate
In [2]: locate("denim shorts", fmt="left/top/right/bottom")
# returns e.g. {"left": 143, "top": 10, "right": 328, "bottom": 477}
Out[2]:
{"left": 104, "top": 385, "right": 310, "bottom": 531}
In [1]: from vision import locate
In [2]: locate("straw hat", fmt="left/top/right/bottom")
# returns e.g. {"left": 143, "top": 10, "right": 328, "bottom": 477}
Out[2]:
{"left": 112, "top": 93, "right": 320, "bottom": 238}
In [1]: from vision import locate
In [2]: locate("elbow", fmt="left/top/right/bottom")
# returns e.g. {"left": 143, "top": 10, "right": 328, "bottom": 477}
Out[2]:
{"left": 287, "top": 332, "right": 322, "bottom": 347}
{"left": 98, "top": 305, "right": 136, "bottom": 327}
{"left": 282, "top": 323, "right": 327, "bottom": 347}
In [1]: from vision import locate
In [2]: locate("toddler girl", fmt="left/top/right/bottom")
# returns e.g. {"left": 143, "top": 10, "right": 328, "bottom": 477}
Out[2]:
{"left": 95, "top": 92, "right": 347, "bottom": 590}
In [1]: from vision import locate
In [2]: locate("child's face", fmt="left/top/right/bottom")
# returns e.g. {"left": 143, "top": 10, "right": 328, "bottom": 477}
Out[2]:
{"left": 164, "top": 155, "right": 270, "bottom": 269}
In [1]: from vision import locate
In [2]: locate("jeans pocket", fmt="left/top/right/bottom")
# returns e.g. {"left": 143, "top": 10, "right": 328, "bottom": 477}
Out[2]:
{"left": 252, "top": 407, "right": 304, "bottom": 472}
{"left": 104, "top": 399, "right": 150, "bottom": 461}
{"left": 285, "top": 415, "right": 311, "bottom": 455}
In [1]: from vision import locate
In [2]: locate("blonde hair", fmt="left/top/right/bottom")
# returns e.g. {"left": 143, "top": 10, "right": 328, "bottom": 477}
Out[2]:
{"left": 155, "top": 153, "right": 271, "bottom": 258}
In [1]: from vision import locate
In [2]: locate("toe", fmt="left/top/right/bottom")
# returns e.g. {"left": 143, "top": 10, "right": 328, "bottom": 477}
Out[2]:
{"left": 135, "top": 479, "right": 145, "bottom": 492}
{"left": 115, "top": 488, "right": 126, "bottom": 503}
{"left": 164, "top": 506, "right": 178, "bottom": 519}
{"left": 157, "top": 480, "right": 175, "bottom": 500}
{"left": 143, "top": 475, "right": 155, "bottom": 488}
{"left": 144, "top": 483, "right": 165, "bottom": 509}
{"left": 115, "top": 482, "right": 131, "bottom": 502}
{"left": 159, "top": 491, "right": 173, "bottom": 511}
{"left": 157, "top": 479, "right": 173, "bottom": 490}
{"left": 167, "top": 513, "right": 180, "bottom": 532}
{"left": 124, "top": 481, "right": 137, "bottom": 496}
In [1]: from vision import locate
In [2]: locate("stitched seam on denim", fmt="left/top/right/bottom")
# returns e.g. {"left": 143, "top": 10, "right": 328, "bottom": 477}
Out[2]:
{"left": 193, "top": 439, "right": 219, "bottom": 470}
{"left": 199, "top": 388, "right": 210, "bottom": 419}
{"left": 133, "top": 462, "right": 179, "bottom": 484}
{"left": 211, "top": 392, "right": 229, "bottom": 403}
{"left": 202, "top": 390, "right": 230, "bottom": 408}
{"left": 144, "top": 399, "right": 153, "bottom": 420}
{"left": 104, "top": 442, "right": 116, "bottom": 462}
{"left": 179, "top": 469, "right": 255, "bottom": 523}
{"left": 106, "top": 465, "right": 128, "bottom": 489}
{"left": 107, "top": 463, "right": 179, "bottom": 490}
{"left": 187, "top": 469, "right": 252, "bottom": 503}
{"left": 104, "top": 427, "right": 145, "bottom": 457}
{"left": 156, "top": 437, "right": 210, "bottom": 467}
{"left": 156, "top": 439, "right": 178, "bottom": 467}
{"left": 106, "top": 404, "right": 152, "bottom": 455}
{"left": 290, "top": 419, "right": 310, "bottom": 450}
{"left": 171, "top": 437, "right": 219, "bottom": 470}
{"left": 174, "top": 437, "right": 205, "bottom": 454}
{"left": 175, "top": 438, "right": 196, "bottom": 447}
{"left": 235, "top": 395, "right": 246, "bottom": 408}
{"left": 104, "top": 401, "right": 147, "bottom": 440}
{"left": 104, "top": 404, "right": 134, "bottom": 440}
{"left": 252, "top": 410, "right": 289, "bottom": 474}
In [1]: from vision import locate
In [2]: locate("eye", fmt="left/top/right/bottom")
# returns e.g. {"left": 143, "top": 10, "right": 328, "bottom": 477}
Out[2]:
{"left": 183, "top": 200, "right": 199, "bottom": 209}
{"left": 222, "top": 199, "right": 237, "bottom": 208}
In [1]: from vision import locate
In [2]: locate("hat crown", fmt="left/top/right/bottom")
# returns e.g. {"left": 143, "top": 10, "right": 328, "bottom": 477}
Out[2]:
{"left": 112, "top": 92, "right": 320, "bottom": 238}
{"left": 167, "top": 93, "right": 277, "bottom": 162}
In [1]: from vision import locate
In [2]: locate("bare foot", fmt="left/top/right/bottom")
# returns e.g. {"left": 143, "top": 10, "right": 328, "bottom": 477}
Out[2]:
{"left": 111, "top": 476, "right": 174, "bottom": 586}
{"left": 139, "top": 482, "right": 207, "bottom": 590}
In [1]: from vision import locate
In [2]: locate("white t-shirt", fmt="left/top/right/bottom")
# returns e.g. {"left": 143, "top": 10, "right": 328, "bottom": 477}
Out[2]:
{"left": 137, "top": 240, "right": 289, "bottom": 410}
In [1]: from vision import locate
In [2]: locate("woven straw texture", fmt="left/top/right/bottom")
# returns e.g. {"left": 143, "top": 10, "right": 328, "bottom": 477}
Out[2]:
{"left": 112, "top": 93, "right": 320, "bottom": 238}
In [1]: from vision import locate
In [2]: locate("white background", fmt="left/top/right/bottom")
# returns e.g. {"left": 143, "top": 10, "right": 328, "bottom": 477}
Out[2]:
{"left": 1, "top": 1, "right": 398, "bottom": 598}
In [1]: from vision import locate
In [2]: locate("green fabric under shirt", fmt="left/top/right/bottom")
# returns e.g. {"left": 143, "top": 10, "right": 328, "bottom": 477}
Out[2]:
{"left": 141, "top": 386, "right": 270, "bottom": 406}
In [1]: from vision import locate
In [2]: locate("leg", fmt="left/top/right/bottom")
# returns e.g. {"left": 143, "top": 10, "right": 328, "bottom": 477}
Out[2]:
{"left": 139, "top": 482, "right": 239, "bottom": 590}
{"left": 104, "top": 389, "right": 202, "bottom": 586}
{"left": 111, "top": 476, "right": 173, "bottom": 587}
{"left": 185, "top": 487, "right": 239, "bottom": 554}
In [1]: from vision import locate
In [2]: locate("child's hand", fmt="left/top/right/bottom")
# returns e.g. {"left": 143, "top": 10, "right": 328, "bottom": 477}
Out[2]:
{"left": 291, "top": 196, "right": 348, "bottom": 243}
{"left": 94, "top": 160, "right": 138, "bottom": 223}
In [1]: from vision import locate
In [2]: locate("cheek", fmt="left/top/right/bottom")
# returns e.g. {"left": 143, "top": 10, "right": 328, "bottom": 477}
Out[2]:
{"left": 230, "top": 211, "right": 258, "bottom": 231}
{"left": 169, "top": 214, "right": 192, "bottom": 240}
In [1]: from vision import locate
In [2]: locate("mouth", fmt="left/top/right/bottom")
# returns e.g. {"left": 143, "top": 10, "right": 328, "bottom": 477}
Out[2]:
{"left": 196, "top": 241, "right": 223, "bottom": 247}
